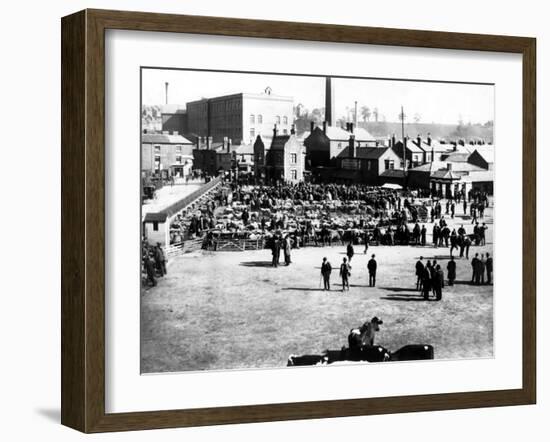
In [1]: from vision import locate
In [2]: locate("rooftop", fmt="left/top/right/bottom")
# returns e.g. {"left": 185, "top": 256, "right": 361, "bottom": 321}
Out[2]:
{"left": 142, "top": 133, "right": 194, "bottom": 145}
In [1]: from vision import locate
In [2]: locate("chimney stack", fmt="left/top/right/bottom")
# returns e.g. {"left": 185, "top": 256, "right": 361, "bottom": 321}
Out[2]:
{"left": 165, "top": 82, "right": 169, "bottom": 105}
{"left": 349, "top": 122, "right": 354, "bottom": 133}
{"left": 349, "top": 135, "right": 356, "bottom": 158}
{"left": 354, "top": 101, "right": 358, "bottom": 127}
{"left": 391, "top": 134, "right": 396, "bottom": 148}
{"left": 291, "top": 124, "right": 296, "bottom": 135}
{"left": 273, "top": 124, "right": 278, "bottom": 137}
{"left": 227, "top": 138, "right": 232, "bottom": 153}
{"left": 427, "top": 132, "right": 432, "bottom": 146}
{"left": 310, "top": 121, "right": 315, "bottom": 133}
{"left": 417, "top": 134, "right": 422, "bottom": 147}
{"left": 325, "top": 77, "right": 334, "bottom": 126}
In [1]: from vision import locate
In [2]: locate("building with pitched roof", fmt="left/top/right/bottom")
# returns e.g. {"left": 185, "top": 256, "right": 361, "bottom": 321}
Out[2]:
{"left": 141, "top": 132, "right": 195, "bottom": 178}
{"left": 304, "top": 122, "right": 377, "bottom": 169}
{"left": 254, "top": 126, "right": 306, "bottom": 184}
{"left": 332, "top": 145, "right": 403, "bottom": 185}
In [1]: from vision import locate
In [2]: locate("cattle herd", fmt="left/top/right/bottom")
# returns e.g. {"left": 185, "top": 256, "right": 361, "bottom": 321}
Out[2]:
{"left": 167, "top": 181, "right": 478, "bottom": 249}
{"left": 287, "top": 317, "right": 434, "bottom": 367}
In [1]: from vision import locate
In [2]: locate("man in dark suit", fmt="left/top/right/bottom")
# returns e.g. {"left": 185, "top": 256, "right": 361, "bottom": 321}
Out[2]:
{"left": 447, "top": 256, "right": 456, "bottom": 286}
{"left": 485, "top": 253, "right": 493, "bottom": 284}
{"left": 433, "top": 264, "right": 444, "bottom": 301}
{"left": 368, "top": 254, "right": 377, "bottom": 287}
{"left": 321, "top": 257, "right": 332, "bottom": 291}
{"left": 415, "top": 256, "right": 425, "bottom": 290}
{"left": 471, "top": 253, "right": 480, "bottom": 283}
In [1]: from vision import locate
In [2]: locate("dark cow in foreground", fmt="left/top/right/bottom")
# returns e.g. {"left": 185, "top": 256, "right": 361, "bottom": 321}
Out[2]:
{"left": 287, "top": 354, "right": 328, "bottom": 366}
{"left": 287, "top": 344, "right": 433, "bottom": 367}
{"left": 390, "top": 344, "right": 434, "bottom": 361}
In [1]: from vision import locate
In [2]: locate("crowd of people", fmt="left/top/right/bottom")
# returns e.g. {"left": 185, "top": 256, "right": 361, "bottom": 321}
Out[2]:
{"left": 142, "top": 241, "right": 167, "bottom": 287}
{"left": 165, "top": 182, "right": 492, "bottom": 254}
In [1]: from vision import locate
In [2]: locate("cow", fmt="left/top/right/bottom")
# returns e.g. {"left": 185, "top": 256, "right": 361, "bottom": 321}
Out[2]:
{"left": 390, "top": 344, "right": 434, "bottom": 361}
{"left": 287, "top": 354, "right": 328, "bottom": 367}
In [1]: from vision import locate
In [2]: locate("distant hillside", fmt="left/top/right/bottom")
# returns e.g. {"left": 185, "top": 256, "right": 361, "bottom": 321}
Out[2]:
{"left": 359, "top": 121, "right": 494, "bottom": 143}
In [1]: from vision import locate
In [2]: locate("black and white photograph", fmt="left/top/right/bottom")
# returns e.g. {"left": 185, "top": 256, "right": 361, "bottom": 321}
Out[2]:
{"left": 140, "top": 68, "right": 495, "bottom": 374}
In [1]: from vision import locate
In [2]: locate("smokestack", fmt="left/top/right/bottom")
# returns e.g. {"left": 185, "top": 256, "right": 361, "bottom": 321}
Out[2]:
{"left": 427, "top": 132, "right": 432, "bottom": 146}
{"left": 354, "top": 101, "right": 358, "bottom": 127}
{"left": 165, "top": 82, "right": 169, "bottom": 105}
{"left": 417, "top": 134, "right": 421, "bottom": 147}
{"left": 349, "top": 135, "right": 356, "bottom": 158}
{"left": 227, "top": 138, "right": 232, "bottom": 153}
{"left": 325, "top": 77, "right": 334, "bottom": 126}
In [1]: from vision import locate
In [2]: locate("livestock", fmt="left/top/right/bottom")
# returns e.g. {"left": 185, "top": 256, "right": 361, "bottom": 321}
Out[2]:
{"left": 390, "top": 344, "right": 434, "bottom": 361}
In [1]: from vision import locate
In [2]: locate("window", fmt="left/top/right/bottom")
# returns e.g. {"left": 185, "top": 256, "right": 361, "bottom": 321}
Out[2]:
{"left": 154, "top": 155, "right": 161, "bottom": 171}
{"left": 153, "top": 221, "right": 159, "bottom": 231}
{"left": 276, "top": 115, "right": 281, "bottom": 124}
{"left": 367, "top": 161, "right": 372, "bottom": 170}
{"left": 338, "top": 143, "right": 342, "bottom": 149}
{"left": 283, "top": 116, "right": 288, "bottom": 125}
{"left": 257, "top": 114, "right": 263, "bottom": 124}
{"left": 176, "top": 156, "right": 182, "bottom": 164}
{"left": 389, "top": 160, "right": 395, "bottom": 170}
{"left": 290, "top": 153, "right": 297, "bottom": 164}
{"left": 283, "top": 129, "right": 288, "bottom": 135}
{"left": 250, "top": 114, "right": 255, "bottom": 123}
{"left": 384, "top": 159, "right": 395, "bottom": 170}
{"left": 291, "top": 169, "right": 297, "bottom": 180}
{"left": 175, "top": 145, "right": 182, "bottom": 153}
{"left": 154, "top": 145, "right": 161, "bottom": 154}
{"left": 250, "top": 129, "right": 255, "bottom": 139}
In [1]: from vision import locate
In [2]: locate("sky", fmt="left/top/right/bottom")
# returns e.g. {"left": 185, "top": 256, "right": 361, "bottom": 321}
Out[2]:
{"left": 142, "top": 68, "right": 494, "bottom": 125}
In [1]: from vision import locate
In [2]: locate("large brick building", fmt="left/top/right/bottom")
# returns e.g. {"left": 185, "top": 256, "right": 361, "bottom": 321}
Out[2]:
{"left": 186, "top": 89, "right": 294, "bottom": 145}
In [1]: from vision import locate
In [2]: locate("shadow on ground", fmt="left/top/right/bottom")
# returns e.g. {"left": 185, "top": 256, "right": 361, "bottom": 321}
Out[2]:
{"left": 239, "top": 261, "right": 274, "bottom": 267}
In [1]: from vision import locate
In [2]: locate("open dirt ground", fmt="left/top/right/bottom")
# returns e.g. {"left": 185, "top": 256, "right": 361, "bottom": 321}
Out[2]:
{"left": 141, "top": 209, "right": 494, "bottom": 373}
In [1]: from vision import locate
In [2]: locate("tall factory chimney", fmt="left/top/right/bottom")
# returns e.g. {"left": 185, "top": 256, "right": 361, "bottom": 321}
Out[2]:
{"left": 165, "top": 82, "right": 169, "bottom": 105}
{"left": 325, "top": 76, "right": 334, "bottom": 126}
{"left": 354, "top": 101, "right": 358, "bottom": 127}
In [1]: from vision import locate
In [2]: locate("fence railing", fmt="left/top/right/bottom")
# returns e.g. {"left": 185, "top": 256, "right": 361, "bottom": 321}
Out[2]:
{"left": 164, "top": 238, "right": 205, "bottom": 257}
{"left": 162, "top": 176, "right": 222, "bottom": 219}
{"left": 211, "top": 238, "right": 265, "bottom": 252}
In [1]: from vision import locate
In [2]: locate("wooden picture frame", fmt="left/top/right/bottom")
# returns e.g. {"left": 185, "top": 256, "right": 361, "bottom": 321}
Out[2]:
{"left": 61, "top": 9, "right": 536, "bottom": 433}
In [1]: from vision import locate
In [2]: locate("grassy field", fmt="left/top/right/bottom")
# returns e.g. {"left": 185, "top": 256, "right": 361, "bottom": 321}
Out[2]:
{"left": 141, "top": 212, "right": 494, "bottom": 373}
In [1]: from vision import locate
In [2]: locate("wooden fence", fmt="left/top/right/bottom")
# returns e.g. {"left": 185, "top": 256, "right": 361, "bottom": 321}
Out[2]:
{"left": 211, "top": 238, "right": 265, "bottom": 252}
{"left": 164, "top": 238, "right": 205, "bottom": 258}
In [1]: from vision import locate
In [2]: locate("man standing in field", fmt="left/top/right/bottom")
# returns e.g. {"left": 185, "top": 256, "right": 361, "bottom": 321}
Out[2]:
{"left": 368, "top": 254, "right": 377, "bottom": 287}
{"left": 339, "top": 257, "right": 351, "bottom": 292}
{"left": 485, "top": 253, "right": 493, "bottom": 284}
{"left": 346, "top": 242, "right": 355, "bottom": 263}
{"left": 447, "top": 256, "right": 456, "bottom": 286}
{"left": 471, "top": 253, "right": 480, "bottom": 284}
{"left": 321, "top": 257, "right": 332, "bottom": 291}
{"left": 415, "top": 256, "right": 425, "bottom": 290}
{"left": 433, "top": 264, "right": 444, "bottom": 301}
